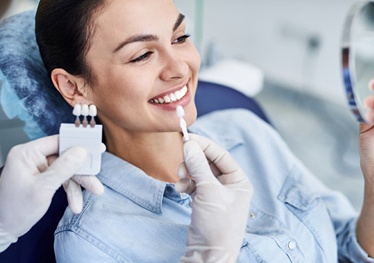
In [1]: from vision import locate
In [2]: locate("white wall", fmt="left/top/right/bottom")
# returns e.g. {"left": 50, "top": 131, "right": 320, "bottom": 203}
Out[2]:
{"left": 0, "top": 0, "right": 37, "bottom": 21}
{"left": 175, "top": 0, "right": 360, "bottom": 106}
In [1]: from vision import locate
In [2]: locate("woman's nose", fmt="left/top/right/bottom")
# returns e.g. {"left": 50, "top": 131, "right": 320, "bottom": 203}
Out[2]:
{"left": 159, "top": 50, "right": 189, "bottom": 81}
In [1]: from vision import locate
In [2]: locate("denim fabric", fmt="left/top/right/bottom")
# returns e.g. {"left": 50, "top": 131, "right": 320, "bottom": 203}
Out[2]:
{"left": 54, "top": 109, "right": 373, "bottom": 263}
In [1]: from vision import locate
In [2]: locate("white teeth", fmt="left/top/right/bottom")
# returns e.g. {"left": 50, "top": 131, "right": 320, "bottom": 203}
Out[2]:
{"left": 170, "top": 93, "right": 177, "bottom": 102}
{"left": 152, "top": 86, "right": 188, "bottom": 104}
{"left": 175, "top": 90, "right": 182, "bottom": 100}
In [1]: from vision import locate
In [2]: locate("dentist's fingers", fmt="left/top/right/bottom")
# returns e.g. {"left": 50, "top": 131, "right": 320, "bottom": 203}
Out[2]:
{"left": 63, "top": 179, "right": 83, "bottom": 214}
{"left": 182, "top": 139, "right": 219, "bottom": 184}
{"left": 8, "top": 135, "right": 59, "bottom": 174}
{"left": 40, "top": 146, "right": 87, "bottom": 187}
{"left": 188, "top": 134, "right": 246, "bottom": 185}
{"left": 177, "top": 162, "right": 189, "bottom": 179}
{"left": 176, "top": 162, "right": 196, "bottom": 194}
{"left": 100, "top": 143, "right": 107, "bottom": 153}
{"left": 72, "top": 174, "right": 104, "bottom": 196}
{"left": 175, "top": 178, "right": 196, "bottom": 195}
{"left": 26, "top": 135, "right": 59, "bottom": 157}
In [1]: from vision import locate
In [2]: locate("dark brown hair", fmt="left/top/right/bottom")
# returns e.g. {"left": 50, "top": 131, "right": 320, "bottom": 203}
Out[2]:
{"left": 35, "top": 0, "right": 106, "bottom": 85}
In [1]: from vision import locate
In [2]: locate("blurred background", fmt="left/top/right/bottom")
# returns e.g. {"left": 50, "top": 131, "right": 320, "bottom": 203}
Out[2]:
{"left": 0, "top": 0, "right": 366, "bottom": 211}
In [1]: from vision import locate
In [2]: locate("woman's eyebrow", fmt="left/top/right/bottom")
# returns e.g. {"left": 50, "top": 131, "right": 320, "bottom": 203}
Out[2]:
{"left": 113, "top": 35, "right": 159, "bottom": 53}
{"left": 113, "top": 13, "right": 185, "bottom": 53}
{"left": 173, "top": 13, "right": 185, "bottom": 32}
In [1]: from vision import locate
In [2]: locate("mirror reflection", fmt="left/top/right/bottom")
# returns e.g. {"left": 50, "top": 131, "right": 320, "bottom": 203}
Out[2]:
{"left": 343, "top": 1, "right": 374, "bottom": 123}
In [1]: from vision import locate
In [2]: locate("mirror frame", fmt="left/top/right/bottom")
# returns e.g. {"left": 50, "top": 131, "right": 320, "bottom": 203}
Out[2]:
{"left": 341, "top": 1, "right": 374, "bottom": 123}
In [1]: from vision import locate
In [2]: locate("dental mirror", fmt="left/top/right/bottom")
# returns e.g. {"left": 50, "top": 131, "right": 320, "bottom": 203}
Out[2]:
{"left": 342, "top": 1, "right": 374, "bottom": 123}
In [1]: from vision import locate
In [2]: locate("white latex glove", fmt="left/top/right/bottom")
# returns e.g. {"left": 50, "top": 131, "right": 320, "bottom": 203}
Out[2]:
{"left": 176, "top": 134, "right": 253, "bottom": 263}
{"left": 0, "top": 135, "right": 104, "bottom": 252}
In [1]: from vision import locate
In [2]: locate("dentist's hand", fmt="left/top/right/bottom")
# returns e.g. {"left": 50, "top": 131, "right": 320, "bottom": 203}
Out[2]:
{"left": 0, "top": 135, "right": 104, "bottom": 252}
{"left": 176, "top": 134, "right": 253, "bottom": 263}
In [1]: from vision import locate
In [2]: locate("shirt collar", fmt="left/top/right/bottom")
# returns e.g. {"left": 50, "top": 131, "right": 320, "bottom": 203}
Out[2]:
{"left": 96, "top": 110, "right": 242, "bottom": 215}
{"left": 97, "top": 152, "right": 170, "bottom": 215}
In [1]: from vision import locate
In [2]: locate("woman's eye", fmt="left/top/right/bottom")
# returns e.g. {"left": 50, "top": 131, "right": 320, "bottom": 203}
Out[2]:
{"left": 130, "top": 51, "right": 153, "bottom": 63}
{"left": 173, "top": 34, "right": 191, "bottom": 44}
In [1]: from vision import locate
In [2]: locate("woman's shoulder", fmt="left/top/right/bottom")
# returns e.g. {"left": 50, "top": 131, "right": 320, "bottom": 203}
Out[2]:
{"left": 195, "top": 108, "right": 267, "bottom": 124}
{"left": 190, "top": 108, "right": 280, "bottom": 146}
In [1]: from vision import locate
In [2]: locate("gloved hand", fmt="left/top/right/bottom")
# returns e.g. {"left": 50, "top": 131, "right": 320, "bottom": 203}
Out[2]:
{"left": 176, "top": 134, "right": 253, "bottom": 263}
{"left": 0, "top": 135, "right": 104, "bottom": 252}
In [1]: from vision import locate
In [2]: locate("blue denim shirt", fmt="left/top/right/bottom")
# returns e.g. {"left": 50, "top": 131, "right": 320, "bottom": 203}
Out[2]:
{"left": 54, "top": 109, "right": 373, "bottom": 263}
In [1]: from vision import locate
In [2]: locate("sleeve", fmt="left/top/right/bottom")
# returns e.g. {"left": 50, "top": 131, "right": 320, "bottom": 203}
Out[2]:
{"left": 0, "top": 166, "right": 16, "bottom": 253}
{"left": 241, "top": 109, "right": 374, "bottom": 262}
{"left": 0, "top": 232, "right": 17, "bottom": 253}
{"left": 337, "top": 218, "right": 374, "bottom": 262}
{"left": 232, "top": 109, "right": 374, "bottom": 262}
{"left": 54, "top": 230, "right": 130, "bottom": 263}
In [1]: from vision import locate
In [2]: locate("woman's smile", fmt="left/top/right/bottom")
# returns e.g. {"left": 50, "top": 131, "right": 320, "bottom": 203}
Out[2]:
{"left": 149, "top": 85, "right": 188, "bottom": 105}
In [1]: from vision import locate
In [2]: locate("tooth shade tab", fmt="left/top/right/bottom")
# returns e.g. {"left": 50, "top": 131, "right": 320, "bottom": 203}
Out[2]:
{"left": 89, "top": 105, "right": 97, "bottom": 116}
{"left": 176, "top": 105, "right": 185, "bottom": 118}
{"left": 73, "top": 104, "right": 82, "bottom": 116}
{"left": 81, "top": 104, "right": 89, "bottom": 116}
{"left": 176, "top": 105, "right": 189, "bottom": 141}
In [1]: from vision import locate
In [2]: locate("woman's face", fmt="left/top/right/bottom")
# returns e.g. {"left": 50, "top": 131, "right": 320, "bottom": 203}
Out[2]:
{"left": 84, "top": 0, "right": 200, "bottom": 135}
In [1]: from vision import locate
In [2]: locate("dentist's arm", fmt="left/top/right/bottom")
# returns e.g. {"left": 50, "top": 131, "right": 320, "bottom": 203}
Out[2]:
{"left": 176, "top": 134, "right": 253, "bottom": 263}
{"left": 0, "top": 135, "right": 104, "bottom": 252}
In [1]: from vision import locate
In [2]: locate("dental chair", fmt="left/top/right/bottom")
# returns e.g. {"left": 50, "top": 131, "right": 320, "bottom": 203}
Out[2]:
{"left": 0, "top": 10, "right": 271, "bottom": 263}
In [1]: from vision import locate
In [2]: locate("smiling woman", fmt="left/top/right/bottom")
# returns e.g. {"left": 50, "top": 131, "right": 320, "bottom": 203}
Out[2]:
{"left": 34, "top": 0, "right": 374, "bottom": 262}
{"left": 36, "top": 0, "right": 200, "bottom": 183}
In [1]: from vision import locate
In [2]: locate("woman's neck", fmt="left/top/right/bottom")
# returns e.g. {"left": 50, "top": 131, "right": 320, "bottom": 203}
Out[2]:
{"left": 105, "top": 130, "right": 184, "bottom": 183}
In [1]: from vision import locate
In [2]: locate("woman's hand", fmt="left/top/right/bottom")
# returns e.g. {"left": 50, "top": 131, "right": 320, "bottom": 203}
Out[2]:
{"left": 356, "top": 79, "right": 374, "bottom": 255}
{"left": 360, "top": 79, "right": 374, "bottom": 178}
{"left": 358, "top": 123, "right": 374, "bottom": 179}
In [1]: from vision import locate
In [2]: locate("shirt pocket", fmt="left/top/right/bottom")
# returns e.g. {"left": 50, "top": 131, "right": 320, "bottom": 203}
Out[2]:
{"left": 237, "top": 233, "right": 294, "bottom": 263}
{"left": 277, "top": 166, "right": 337, "bottom": 259}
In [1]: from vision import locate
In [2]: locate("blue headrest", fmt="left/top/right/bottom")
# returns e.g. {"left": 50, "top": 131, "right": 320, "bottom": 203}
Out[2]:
{"left": 0, "top": 10, "right": 73, "bottom": 139}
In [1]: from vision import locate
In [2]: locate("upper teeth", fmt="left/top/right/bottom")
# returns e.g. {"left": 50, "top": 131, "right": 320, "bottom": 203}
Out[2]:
{"left": 151, "top": 86, "right": 188, "bottom": 104}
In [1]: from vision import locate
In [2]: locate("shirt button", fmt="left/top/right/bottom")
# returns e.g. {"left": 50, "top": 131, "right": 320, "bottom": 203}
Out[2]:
{"left": 249, "top": 213, "right": 256, "bottom": 219}
{"left": 288, "top": 241, "right": 296, "bottom": 250}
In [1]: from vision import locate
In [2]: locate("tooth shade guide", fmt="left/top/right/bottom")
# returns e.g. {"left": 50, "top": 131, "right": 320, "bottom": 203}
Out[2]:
{"left": 73, "top": 104, "right": 82, "bottom": 127}
{"left": 89, "top": 105, "right": 97, "bottom": 128}
{"left": 176, "top": 106, "right": 189, "bottom": 141}
{"left": 176, "top": 105, "right": 185, "bottom": 118}
{"left": 73, "top": 104, "right": 82, "bottom": 116}
{"left": 81, "top": 104, "right": 89, "bottom": 116}
{"left": 89, "top": 105, "right": 97, "bottom": 116}
{"left": 81, "top": 104, "right": 89, "bottom": 127}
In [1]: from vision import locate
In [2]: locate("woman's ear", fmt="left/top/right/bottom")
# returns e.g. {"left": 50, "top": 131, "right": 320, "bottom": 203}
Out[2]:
{"left": 51, "top": 68, "right": 90, "bottom": 107}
